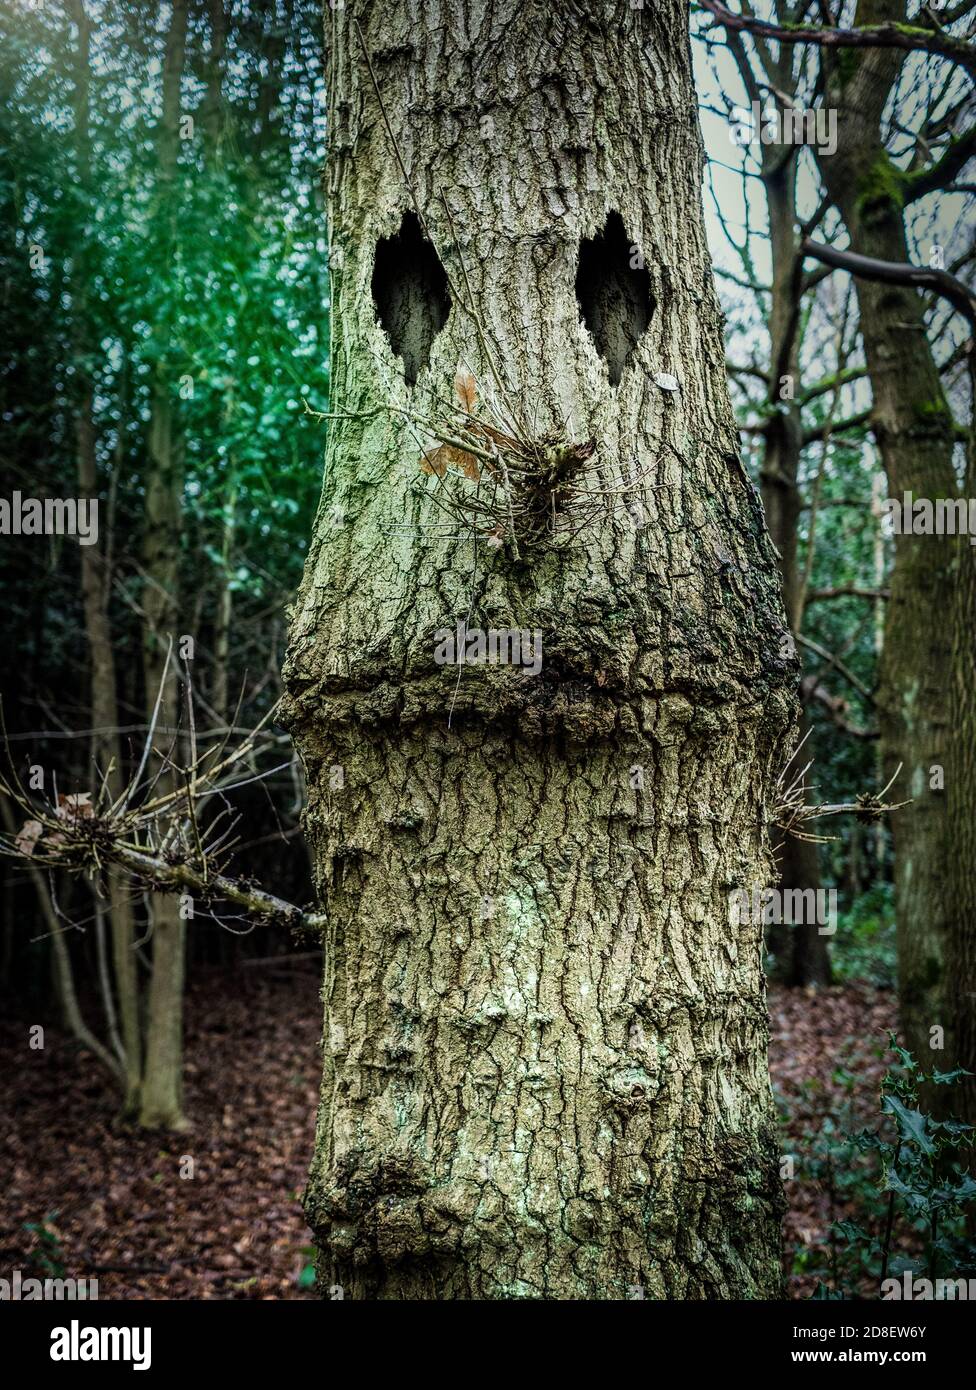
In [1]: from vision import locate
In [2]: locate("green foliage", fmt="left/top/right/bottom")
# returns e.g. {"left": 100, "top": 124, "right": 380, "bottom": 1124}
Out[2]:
{"left": 22, "top": 1214, "right": 66, "bottom": 1279}
{"left": 793, "top": 1044, "right": 976, "bottom": 1298}
{"left": 831, "top": 884, "right": 897, "bottom": 987}
{"left": 297, "top": 1246, "right": 317, "bottom": 1288}
{"left": 0, "top": 0, "right": 329, "bottom": 986}
{"left": 855, "top": 154, "right": 907, "bottom": 217}
{"left": 0, "top": 0, "right": 326, "bottom": 721}
{"left": 834, "top": 47, "right": 862, "bottom": 89}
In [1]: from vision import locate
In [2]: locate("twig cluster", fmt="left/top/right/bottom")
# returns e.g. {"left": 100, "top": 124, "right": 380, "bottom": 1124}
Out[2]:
{"left": 773, "top": 728, "right": 909, "bottom": 844}
{"left": 0, "top": 645, "right": 326, "bottom": 934}
{"left": 310, "top": 370, "right": 670, "bottom": 557}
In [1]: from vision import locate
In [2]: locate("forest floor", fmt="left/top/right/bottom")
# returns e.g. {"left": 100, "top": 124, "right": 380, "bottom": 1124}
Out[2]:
{"left": 0, "top": 969, "right": 896, "bottom": 1299}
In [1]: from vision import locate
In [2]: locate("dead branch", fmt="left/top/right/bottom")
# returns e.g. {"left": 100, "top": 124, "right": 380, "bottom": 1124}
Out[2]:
{"left": 796, "top": 632, "right": 875, "bottom": 704}
{"left": 807, "top": 586, "right": 890, "bottom": 603}
{"left": 773, "top": 734, "right": 908, "bottom": 843}
{"left": 112, "top": 844, "right": 325, "bottom": 932}
{"left": 802, "top": 678, "right": 879, "bottom": 740}
{"left": 0, "top": 688, "right": 326, "bottom": 938}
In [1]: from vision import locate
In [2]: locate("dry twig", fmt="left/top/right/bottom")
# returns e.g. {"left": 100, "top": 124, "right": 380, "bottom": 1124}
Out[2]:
{"left": 773, "top": 729, "right": 909, "bottom": 843}
{"left": 0, "top": 689, "right": 326, "bottom": 935}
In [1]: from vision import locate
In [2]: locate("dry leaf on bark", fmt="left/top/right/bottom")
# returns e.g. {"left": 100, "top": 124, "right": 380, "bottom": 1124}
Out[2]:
{"left": 421, "top": 443, "right": 482, "bottom": 481}
{"left": 455, "top": 371, "right": 477, "bottom": 412}
{"left": 14, "top": 819, "right": 44, "bottom": 856}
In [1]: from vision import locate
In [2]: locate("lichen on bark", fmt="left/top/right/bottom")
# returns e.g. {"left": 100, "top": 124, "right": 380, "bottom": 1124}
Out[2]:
{"left": 281, "top": 0, "right": 795, "bottom": 1299}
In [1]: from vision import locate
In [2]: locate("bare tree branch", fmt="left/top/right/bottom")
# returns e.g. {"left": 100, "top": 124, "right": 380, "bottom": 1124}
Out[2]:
{"left": 906, "top": 125, "right": 976, "bottom": 203}
{"left": 800, "top": 236, "right": 976, "bottom": 331}
{"left": 802, "top": 677, "right": 879, "bottom": 740}
{"left": 802, "top": 408, "right": 872, "bottom": 444}
{"left": 796, "top": 632, "right": 875, "bottom": 703}
{"left": 0, "top": 685, "right": 327, "bottom": 941}
{"left": 807, "top": 585, "right": 890, "bottom": 602}
{"left": 697, "top": 0, "right": 976, "bottom": 81}
{"left": 112, "top": 844, "right": 326, "bottom": 933}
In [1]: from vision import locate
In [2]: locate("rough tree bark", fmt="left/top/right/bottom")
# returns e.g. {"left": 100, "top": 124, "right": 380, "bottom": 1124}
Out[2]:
{"left": 282, "top": 0, "right": 795, "bottom": 1299}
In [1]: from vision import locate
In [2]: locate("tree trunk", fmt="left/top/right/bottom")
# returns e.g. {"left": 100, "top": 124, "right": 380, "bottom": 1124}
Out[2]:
{"left": 817, "top": 7, "right": 956, "bottom": 1065}
{"left": 946, "top": 379, "right": 976, "bottom": 1148}
{"left": 282, "top": 0, "right": 794, "bottom": 1299}
{"left": 70, "top": 0, "right": 142, "bottom": 1112}
{"left": 138, "top": 0, "right": 190, "bottom": 1131}
{"left": 78, "top": 405, "right": 143, "bottom": 1112}
{"left": 757, "top": 131, "right": 830, "bottom": 990}
{"left": 0, "top": 800, "right": 121, "bottom": 1083}
{"left": 212, "top": 470, "right": 238, "bottom": 725}
{"left": 204, "top": 0, "right": 229, "bottom": 152}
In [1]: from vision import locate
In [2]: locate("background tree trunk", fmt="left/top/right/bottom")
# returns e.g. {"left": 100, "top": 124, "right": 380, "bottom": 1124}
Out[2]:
{"left": 138, "top": 0, "right": 190, "bottom": 1131}
{"left": 282, "top": 0, "right": 795, "bottom": 1299}
{"left": 947, "top": 384, "right": 976, "bottom": 1151}
{"left": 70, "top": 0, "right": 142, "bottom": 1115}
{"left": 817, "top": 7, "right": 956, "bottom": 1067}
{"left": 757, "top": 104, "right": 830, "bottom": 990}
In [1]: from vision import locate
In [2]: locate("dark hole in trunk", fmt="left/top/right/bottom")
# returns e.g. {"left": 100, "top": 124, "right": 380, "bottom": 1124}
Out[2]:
{"left": 371, "top": 211, "right": 451, "bottom": 385}
{"left": 575, "top": 211, "right": 653, "bottom": 385}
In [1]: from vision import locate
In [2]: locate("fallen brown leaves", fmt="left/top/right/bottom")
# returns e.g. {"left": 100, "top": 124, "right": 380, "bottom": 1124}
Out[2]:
{"left": 0, "top": 965, "right": 322, "bottom": 1299}
{"left": 770, "top": 981, "right": 897, "bottom": 1298}
{"left": 0, "top": 971, "right": 897, "bottom": 1299}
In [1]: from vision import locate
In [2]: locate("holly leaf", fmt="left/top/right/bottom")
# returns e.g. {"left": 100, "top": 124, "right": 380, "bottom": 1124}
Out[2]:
{"left": 931, "top": 1067, "right": 972, "bottom": 1086}
{"left": 883, "top": 1094, "right": 935, "bottom": 1156}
